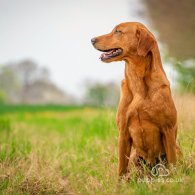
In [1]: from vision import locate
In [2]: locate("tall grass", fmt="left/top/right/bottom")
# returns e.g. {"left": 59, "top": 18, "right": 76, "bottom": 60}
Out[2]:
{"left": 0, "top": 95, "right": 195, "bottom": 194}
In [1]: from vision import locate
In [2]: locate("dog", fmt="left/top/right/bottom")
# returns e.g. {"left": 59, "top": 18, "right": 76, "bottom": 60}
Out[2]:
{"left": 91, "top": 22, "right": 179, "bottom": 177}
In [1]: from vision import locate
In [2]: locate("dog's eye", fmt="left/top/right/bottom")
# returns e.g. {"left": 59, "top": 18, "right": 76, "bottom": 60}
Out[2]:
{"left": 115, "top": 29, "right": 122, "bottom": 34}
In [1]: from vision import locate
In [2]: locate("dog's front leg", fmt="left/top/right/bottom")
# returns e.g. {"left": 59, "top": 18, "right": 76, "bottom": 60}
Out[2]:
{"left": 118, "top": 131, "right": 132, "bottom": 176}
{"left": 162, "top": 126, "right": 177, "bottom": 164}
{"left": 116, "top": 79, "right": 133, "bottom": 176}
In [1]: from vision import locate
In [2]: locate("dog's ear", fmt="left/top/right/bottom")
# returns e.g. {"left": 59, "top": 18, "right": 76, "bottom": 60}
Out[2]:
{"left": 136, "top": 28, "right": 155, "bottom": 57}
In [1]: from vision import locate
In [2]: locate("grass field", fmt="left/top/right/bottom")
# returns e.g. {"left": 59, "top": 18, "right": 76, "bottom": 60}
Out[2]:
{"left": 0, "top": 95, "right": 195, "bottom": 195}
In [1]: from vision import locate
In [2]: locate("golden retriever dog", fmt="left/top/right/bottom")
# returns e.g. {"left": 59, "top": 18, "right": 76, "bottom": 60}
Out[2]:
{"left": 91, "top": 22, "right": 180, "bottom": 177}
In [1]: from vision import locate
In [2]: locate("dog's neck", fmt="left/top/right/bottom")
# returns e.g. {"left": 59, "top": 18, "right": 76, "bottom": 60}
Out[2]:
{"left": 124, "top": 44, "right": 169, "bottom": 97}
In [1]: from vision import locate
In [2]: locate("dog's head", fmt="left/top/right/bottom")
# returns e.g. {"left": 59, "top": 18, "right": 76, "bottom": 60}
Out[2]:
{"left": 91, "top": 22, "right": 156, "bottom": 62}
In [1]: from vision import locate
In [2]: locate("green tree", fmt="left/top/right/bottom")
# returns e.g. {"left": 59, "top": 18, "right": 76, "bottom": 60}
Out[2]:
{"left": 0, "top": 66, "right": 21, "bottom": 103}
{"left": 84, "top": 82, "right": 119, "bottom": 107}
{"left": 0, "top": 90, "right": 7, "bottom": 103}
{"left": 174, "top": 60, "right": 195, "bottom": 93}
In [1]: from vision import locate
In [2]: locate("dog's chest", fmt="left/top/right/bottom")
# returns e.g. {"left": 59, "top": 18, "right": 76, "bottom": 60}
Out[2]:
{"left": 129, "top": 119, "right": 163, "bottom": 154}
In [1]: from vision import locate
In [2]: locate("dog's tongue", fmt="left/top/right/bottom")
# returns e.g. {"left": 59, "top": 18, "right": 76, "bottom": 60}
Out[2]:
{"left": 99, "top": 48, "right": 123, "bottom": 61}
{"left": 100, "top": 50, "right": 114, "bottom": 60}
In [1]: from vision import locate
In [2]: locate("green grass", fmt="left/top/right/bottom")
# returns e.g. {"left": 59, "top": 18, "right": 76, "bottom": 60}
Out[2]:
{"left": 0, "top": 99, "right": 195, "bottom": 194}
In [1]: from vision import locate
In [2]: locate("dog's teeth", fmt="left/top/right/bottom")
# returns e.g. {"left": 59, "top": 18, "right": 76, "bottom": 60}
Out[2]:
{"left": 99, "top": 48, "right": 122, "bottom": 60}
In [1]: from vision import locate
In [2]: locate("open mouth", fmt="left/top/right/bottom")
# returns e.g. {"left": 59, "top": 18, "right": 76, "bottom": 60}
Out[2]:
{"left": 98, "top": 48, "right": 123, "bottom": 61}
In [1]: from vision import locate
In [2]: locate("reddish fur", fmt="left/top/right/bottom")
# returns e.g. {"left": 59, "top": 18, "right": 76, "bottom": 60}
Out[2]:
{"left": 93, "top": 22, "right": 180, "bottom": 176}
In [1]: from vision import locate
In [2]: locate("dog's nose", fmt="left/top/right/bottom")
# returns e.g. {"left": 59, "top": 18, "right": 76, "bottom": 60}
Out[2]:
{"left": 91, "top": 37, "right": 96, "bottom": 45}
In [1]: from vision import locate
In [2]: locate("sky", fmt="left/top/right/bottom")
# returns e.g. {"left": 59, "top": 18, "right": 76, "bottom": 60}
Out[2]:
{"left": 0, "top": 0, "right": 165, "bottom": 97}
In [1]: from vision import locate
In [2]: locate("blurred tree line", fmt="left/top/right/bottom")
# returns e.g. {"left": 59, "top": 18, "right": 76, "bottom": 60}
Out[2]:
{"left": 0, "top": 60, "right": 119, "bottom": 106}
{"left": 84, "top": 81, "right": 120, "bottom": 107}
{"left": 143, "top": 0, "right": 195, "bottom": 93}
{"left": 0, "top": 60, "right": 74, "bottom": 104}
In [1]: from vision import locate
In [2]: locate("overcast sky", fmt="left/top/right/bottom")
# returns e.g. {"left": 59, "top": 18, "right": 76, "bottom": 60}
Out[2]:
{"left": 0, "top": 0, "right": 154, "bottom": 97}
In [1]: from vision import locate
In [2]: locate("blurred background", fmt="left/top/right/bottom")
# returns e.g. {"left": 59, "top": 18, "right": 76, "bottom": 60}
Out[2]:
{"left": 1, "top": 1, "right": 195, "bottom": 193}
{"left": 0, "top": 0, "right": 195, "bottom": 106}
